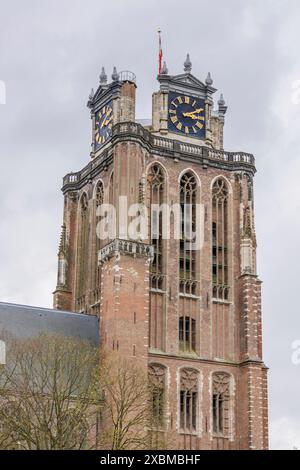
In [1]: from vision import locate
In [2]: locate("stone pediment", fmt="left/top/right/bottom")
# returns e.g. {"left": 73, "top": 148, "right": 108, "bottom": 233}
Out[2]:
{"left": 172, "top": 72, "right": 207, "bottom": 89}
{"left": 158, "top": 72, "right": 217, "bottom": 97}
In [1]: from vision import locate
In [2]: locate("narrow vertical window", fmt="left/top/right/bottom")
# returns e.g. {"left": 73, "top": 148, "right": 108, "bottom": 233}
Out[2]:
{"left": 148, "top": 364, "right": 166, "bottom": 428}
{"left": 148, "top": 164, "right": 165, "bottom": 290}
{"left": 94, "top": 181, "right": 104, "bottom": 308}
{"left": 179, "top": 172, "right": 197, "bottom": 290}
{"left": 109, "top": 171, "right": 114, "bottom": 206}
{"left": 212, "top": 178, "right": 229, "bottom": 300}
{"left": 179, "top": 316, "right": 196, "bottom": 352}
{"left": 179, "top": 368, "right": 198, "bottom": 433}
{"left": 148, "top": 164, "right": 166, "bottom": 352}
{"left": 212, "top": 372, "right": 230, "bottom": 436}
{"left": 76, "top": 193, "right": 89, "bottom": 311}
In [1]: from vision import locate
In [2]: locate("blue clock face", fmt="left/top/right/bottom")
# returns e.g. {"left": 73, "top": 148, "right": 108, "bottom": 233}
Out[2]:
{"left": 168, "top": 92, "right": 205, "bottom": 139}
{"left": 95, "top": 101, "right": 113, "bottom": 149}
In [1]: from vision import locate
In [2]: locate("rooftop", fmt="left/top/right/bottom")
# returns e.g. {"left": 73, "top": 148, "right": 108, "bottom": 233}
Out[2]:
{"left": 0, "top": 301, "right": 99, "bottom": 345}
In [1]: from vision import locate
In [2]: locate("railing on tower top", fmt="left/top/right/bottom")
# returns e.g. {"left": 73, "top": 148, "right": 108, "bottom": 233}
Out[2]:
{"left": 118, "top": 71, "right": 136, "bottom": 84}
{"left": 62, "top": 122, "right": 255, "bottom": 187}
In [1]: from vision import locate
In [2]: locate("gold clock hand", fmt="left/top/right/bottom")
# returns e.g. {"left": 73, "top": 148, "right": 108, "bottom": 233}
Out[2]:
{"left": 104, "top": 116, "right": 113, "bottom": 126}
{"left": 100, "top": 115, "right": 106, "bottom": 129}
{"left": 189, "top": 115, "right": 205, "bottom": 120}
{"left": 100, "top": 114, "right": 108, "bottom": 129}
{"left": 183, "top": 108, "right": 204, "bottom": 117}
{"left": 193, "top": 108, "right": 204, "bottom": 114}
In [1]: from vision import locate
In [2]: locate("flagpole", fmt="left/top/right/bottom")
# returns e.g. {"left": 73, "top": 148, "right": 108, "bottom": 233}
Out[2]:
{"left": 158, "top": 29, "right": 163, "bottom": 76}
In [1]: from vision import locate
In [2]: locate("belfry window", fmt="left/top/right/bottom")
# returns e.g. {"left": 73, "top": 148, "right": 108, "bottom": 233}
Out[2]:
{"left": 212, "top": 372, "right": 231, "bottom": 436}
{"left": 76, "top": 193, "right": 89, "bottom": 310}
{"left": 179, "top": 368, "right": 198, "bottom": 433}
{"left": 212, "top": 178, "right": 229, "bottom": 300}
{"left": 94, "top": 181, "right": 104, "bottom": 304}
{"left": 148, "top": 164, "right": 165, "bottom": 290}
{"left": 179, "top": 172, "right": 197, "bottom": 286}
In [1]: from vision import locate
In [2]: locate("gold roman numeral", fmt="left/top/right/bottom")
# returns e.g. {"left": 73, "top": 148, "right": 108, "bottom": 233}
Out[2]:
{"left": 196, "top": 121, "right": 204, "bottom": 129}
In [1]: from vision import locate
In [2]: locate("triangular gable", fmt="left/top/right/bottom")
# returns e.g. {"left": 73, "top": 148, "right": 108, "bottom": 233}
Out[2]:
{"left": 158, "top": 72, "right": 217, "bottom": 96}
{"left": 171, "top": 73, "right": 206, "bottom": 90}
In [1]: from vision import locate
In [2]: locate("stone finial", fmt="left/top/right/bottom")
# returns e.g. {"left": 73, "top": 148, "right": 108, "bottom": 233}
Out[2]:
{"left": 184, "top": 53, "right": 192, "bottom": 72}
{"left": 99, "top": 67, "right": 107, "bottom": 85}
{"left": 205, "top": 72, "right": 213, "bottom": 86}
{"left": 87, "top": 88, "right": 94, "bottom": 108}
{"left": 88, "top": 88, "right": 94, "bottom": 100}
{"left": 112, "top": 66, "right": 119, "bottom": 81}
{"left": 161, "top": 61, "right": 168, "bottom": 75}
{"left": 218, "top": 93, "right": 225, "bottom": 106}
{"left": 218, "top": 93, "right": 228, "bottom": 116}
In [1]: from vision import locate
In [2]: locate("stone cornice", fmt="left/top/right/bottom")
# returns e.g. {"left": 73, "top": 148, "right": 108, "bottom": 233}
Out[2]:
{"left": 148, "top": 350, "right": 266, "bottom": 369}
{"left": 99, "top": 238, "right": 154, "bottom": 263}
{"left": 62, "top": 121, "right": 256, "bottom": 193}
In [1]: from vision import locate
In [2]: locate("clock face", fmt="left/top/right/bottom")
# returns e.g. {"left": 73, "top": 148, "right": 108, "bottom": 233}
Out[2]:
{"left": 168, "top": 92, "right": 205, "bottom": 139}
{"left": 95, "top": 102, "right": 113, "bottom": 148}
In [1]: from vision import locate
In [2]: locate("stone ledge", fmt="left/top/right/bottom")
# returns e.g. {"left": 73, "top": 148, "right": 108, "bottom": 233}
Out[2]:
{"left": 99, "top": 238, "right": 154, "bottom": 262}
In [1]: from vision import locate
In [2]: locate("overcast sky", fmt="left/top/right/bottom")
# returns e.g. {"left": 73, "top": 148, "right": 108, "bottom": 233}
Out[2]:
{"left": 0, "top": 0, "right": 299, "bottom": 450}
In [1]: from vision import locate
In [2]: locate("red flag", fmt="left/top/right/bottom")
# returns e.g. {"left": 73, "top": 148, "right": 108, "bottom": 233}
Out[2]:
{"left": 158, "top": 29, "right": 163, "bottom": 75}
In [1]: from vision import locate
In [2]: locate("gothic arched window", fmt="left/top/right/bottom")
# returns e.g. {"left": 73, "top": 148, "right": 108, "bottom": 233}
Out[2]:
{"left": 76, "top": 193, "right": 89, "bottom": 311}
{"left": 179, "top": 172, "right": 197, "bottom": 286}
{"left": 179, "top": 368, "right": 199, "bottom": 433}
{"left": 109, "top": 171, "right": 114, "bottom": 206}
{"left": 148, "top": 363, "right": 166, "bottom": 428}
{"left": 96, "top": 180, "right": 104, "bottom": 207}
{"left": 147, "top": 164, "right": 165, "bottom": 290}
{"left": 93, "top": 181, "right": 104, "bottom": 307}
{"left": 212, "top": 178, "right": 229, "bottom": 300}
{"left": 212, "top": 372, "right": 231, "bottom": 437}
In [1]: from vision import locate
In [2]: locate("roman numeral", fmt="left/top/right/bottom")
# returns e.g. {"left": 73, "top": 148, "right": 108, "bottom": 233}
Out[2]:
{"left": 196, "top": 121, "right": 204, "bottom": 129}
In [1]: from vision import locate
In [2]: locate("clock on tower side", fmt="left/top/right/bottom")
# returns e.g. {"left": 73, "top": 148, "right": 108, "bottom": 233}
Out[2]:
{"left": 151, "top": 55, "right": 227, "bottom": 150}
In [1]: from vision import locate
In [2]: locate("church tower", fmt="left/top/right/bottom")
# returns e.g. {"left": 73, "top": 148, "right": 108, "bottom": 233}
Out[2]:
{"left": 53, "top": 56, "right": 268, "bottom": 450}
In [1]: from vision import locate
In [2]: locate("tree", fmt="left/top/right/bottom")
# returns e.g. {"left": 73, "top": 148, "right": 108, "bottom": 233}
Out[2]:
{"left": 99, "top": 357, "right": 152, "bottom": 450}
{"left": 0, "top": 333, "right": 101, "bottom": 450}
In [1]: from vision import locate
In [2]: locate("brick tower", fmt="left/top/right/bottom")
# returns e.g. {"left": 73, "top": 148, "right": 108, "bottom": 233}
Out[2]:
{"left": 53, "top": 57, "right": 268, "bottom": 450}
